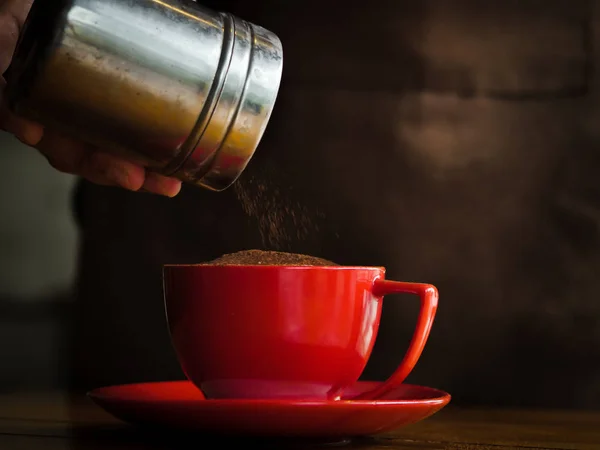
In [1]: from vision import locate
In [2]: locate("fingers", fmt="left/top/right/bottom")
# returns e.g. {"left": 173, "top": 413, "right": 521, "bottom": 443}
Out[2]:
{"left": 0, "top": 105, "right": 44, "bottom": 146}
{"left": 0, "top": 73, "right": 44, "bottom": 145}
{"left": 37, "top": 131, "right": 141, "bottom": 189}
{"left": 143, "top": 172, "right": 182, "bottom": 198}
{"left": 1, "top": 96, "right": 182, "bottom": 197}
{"left": 36, "top": 130, "right": 182, "bottom": 196}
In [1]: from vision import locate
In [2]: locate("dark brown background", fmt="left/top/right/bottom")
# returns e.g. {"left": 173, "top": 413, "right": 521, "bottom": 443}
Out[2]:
{"left": 4, "top": 0, "right": 600, "bottom": 410}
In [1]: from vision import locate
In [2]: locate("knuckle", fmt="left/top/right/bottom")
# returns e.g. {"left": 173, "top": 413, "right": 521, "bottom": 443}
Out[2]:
{"left": 80, "top": 151, "right": 116, "bottom": 183}
{"left": 44, "top": 154, "right": 75, "bottom": 174}
{"left": 85, "top": 152, "right": 111, "bottom": 175}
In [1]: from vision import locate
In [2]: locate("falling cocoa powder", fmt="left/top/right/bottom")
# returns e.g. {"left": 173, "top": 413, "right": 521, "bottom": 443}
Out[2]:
{"left": 207, "top": 250, "right": 337, "bottom": 266}
{"left": 234, "top": 161, "right": 322, "bottom": 249}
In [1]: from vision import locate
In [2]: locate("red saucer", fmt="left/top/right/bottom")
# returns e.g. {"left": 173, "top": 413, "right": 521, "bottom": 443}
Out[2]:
{"left": 88, "top": 381, "right": 450, "bottom": 438}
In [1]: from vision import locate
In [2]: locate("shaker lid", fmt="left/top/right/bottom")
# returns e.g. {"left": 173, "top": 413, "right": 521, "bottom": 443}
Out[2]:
{"left": 169, "top": 14, "right": 283, "bottom": 192}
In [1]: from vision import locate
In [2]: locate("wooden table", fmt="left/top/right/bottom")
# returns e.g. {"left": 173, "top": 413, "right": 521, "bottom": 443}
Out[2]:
{"left": 1, "top": 392, "right": 598, "bottom": 449}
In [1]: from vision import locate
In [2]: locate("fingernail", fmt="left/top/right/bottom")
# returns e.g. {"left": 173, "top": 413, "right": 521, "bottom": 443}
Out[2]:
{"left": 143, "top": 174, "right": 182, "bottom": 198}
{"left": 166, "top": 181, "right": 182, "bottom": 198}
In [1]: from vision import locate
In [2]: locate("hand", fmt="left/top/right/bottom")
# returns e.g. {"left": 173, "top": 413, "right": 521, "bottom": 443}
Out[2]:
{"left": 0, "top": 0, "right": 182, "bottom": 197}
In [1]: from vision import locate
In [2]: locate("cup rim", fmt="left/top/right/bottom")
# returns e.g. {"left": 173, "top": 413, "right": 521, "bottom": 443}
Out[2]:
{"left": 162, "top": 264, "right": 386, "bottom": 270}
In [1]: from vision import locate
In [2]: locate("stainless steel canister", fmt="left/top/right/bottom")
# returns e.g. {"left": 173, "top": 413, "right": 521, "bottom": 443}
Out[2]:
{"left": 5, "top": 0, "right": 283, "bottom": 191}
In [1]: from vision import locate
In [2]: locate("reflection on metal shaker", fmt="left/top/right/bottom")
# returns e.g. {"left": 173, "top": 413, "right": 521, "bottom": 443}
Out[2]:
{"left": 5, "top": 0, "right": 283, "bottom": 191}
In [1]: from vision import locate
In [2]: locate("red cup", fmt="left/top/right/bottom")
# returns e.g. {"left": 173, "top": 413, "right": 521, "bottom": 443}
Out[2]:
{"left": 163, "top": 265, "right": 438, "bottom": 401}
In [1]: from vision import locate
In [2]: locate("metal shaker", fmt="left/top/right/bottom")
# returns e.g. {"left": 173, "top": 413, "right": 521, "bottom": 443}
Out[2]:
{"left": 5, "top": 0, "right": 283, "bottom": 191}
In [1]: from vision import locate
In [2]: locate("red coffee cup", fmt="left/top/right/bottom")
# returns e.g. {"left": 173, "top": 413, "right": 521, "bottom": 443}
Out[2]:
{"left": 163, "top": 265, "right": 438, "bottom": 401}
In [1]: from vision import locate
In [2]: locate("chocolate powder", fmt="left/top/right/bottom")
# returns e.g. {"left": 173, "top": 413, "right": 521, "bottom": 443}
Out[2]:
{"left": 234, "top": 161, "right": 321, "bottom": 249}
{"left": 207, "top": 250, "right": 337, "bottom": 266}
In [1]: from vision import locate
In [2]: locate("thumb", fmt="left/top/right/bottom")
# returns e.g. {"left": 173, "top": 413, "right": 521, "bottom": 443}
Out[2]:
{"left": 0, "top": 0, "right": 34, "bottom": 75}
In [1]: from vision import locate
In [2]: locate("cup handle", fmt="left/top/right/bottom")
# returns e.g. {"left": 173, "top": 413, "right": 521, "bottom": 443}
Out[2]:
{"left": 349, "top": 280, "right": 438, "bottom": 401}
